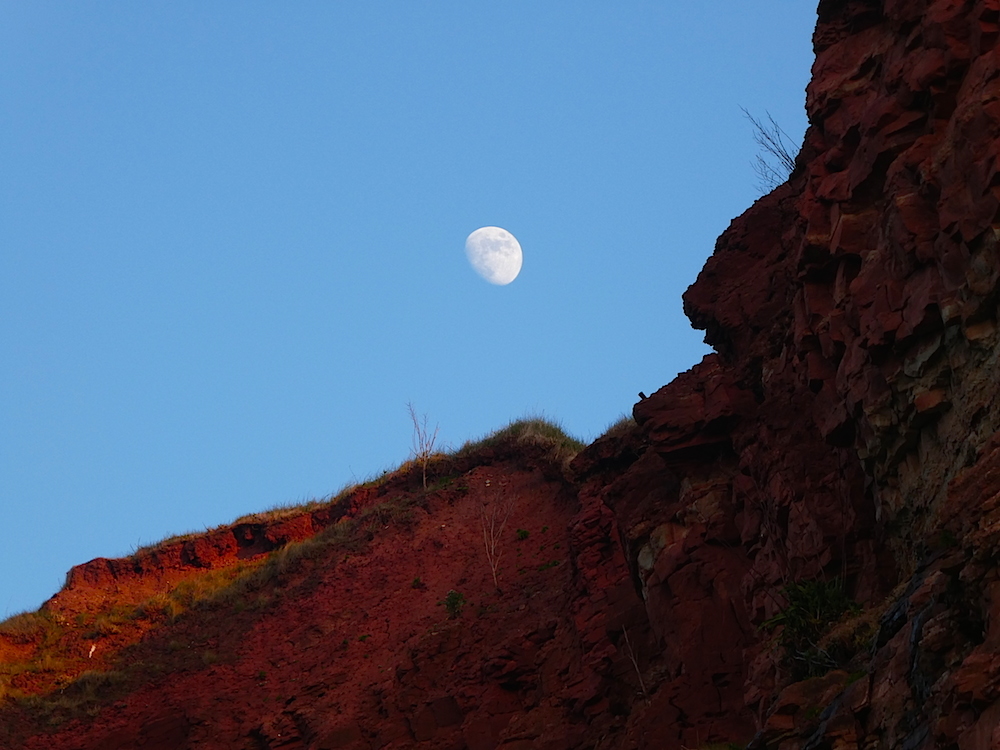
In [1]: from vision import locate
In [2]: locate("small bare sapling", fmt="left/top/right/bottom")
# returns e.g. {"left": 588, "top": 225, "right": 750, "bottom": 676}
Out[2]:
{"left": 407, "top": 402, "right": 439, "bottom": 490}
{"left": 480, "top": 478, "right": 515, "bottom": 592}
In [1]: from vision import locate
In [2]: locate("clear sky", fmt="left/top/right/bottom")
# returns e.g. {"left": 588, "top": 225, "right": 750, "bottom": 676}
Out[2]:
{"left": 1, "top": 2, "right": 817, "bottom": 617}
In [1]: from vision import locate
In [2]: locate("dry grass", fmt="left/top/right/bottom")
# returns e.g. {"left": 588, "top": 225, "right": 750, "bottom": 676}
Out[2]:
{"left": 17, "top": 669, "right": 128, "bottom": 724}
{"left": 599, "top": 414, "right": 636, "bottom": 440}
{"left": 133, "top": 496, "right": 416, "bottom": 620}
{"left": 2, "top": 414, "right": 583, "bottom": 720}
{"left": 82, "top": 610, "right": 128, "bottom": 640}
{"left": 1, "top": 494, "right": 420, "bottom": 727}
{"left": 0, "top": 611, "right": 52, "bottom": 644}
{"left": 232, "top": 498, "right": 327, "bottom": 526}
{"left": 134, "top": 564, "right": 261, "bottom": 621}
{"left": 125, "top": 416, "right": 581, "bottom": 564}
{"left": 0, "top": 612, "right": 71, "bottom": 706}
{"left": 0, "top": 652, "right": 70, "bottom": 702}
{"left": 456, "top": 417, "right": 585, "bottom": 465}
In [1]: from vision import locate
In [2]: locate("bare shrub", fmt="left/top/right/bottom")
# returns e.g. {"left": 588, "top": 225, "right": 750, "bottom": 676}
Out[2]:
{"left": 741, "top": 107, "right": 798, "bottom": 192}
{"left": 408, "top": 402, "right": 439, "bottom": 490}
{"left": 480, "top": 478, "right": 515, "bottom": 592}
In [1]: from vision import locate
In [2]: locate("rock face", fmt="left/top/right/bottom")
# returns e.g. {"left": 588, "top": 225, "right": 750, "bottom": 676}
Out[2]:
{"left": 576, "top": 0, "right": 1000, "bottom": 746}
{"left": 0, "top": 435, "right": 658, "bottom": 750}
{"left": 6, "top": 1, "right": 1000, "bottom": 747}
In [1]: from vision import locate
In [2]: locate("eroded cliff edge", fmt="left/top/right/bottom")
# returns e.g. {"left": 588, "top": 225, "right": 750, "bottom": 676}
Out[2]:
{"left": 573, "top": 0, "right": 1000, "bottom": 746}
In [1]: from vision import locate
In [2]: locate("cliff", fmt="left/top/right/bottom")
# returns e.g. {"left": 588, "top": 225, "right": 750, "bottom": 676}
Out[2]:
{"left": 5, "top": 0, "right": 1000, "bottom": 747}
{"left": 575, "top": 0, "right": 1000, "bottom": 745}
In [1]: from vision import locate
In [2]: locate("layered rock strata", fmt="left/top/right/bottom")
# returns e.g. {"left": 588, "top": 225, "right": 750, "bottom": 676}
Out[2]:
{"left": 573, "top": 0, "right": 1000, "bottom": 746}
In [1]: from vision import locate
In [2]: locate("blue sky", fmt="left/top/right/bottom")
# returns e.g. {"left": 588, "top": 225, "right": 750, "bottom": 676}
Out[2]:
{"left": 1, "top": 2, "right": 817, "bottom": 617}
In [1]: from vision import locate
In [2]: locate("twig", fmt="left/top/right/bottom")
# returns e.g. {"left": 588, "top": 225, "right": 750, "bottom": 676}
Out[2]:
{"left": 621, "top": 626, "right": 648, "bottom": 699}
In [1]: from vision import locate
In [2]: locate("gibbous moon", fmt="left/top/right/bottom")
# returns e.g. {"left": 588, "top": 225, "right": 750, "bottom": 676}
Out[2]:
{"left": 465, "top": 226, "right": 523, "bottom": 285}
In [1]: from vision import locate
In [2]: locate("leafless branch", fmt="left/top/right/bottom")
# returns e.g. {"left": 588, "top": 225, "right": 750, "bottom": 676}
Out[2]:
{"left": 741, "top": 107, "right": 798, "bottom": 192}
{"left": 621, "top": 626, "right": 648, "bottom": 699}
{"left": 480, "top": 478, "right": 515, "bottom": 591}
{"left": 407, "top": 402, "right": 439, "bottom": 490}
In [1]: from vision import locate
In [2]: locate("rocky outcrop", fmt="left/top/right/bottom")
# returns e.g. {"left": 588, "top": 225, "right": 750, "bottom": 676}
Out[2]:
{"left": 572, "top": 0, "right": 1000, "bottom": 747}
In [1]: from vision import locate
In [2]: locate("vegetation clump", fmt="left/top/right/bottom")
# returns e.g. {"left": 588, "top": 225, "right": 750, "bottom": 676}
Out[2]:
{"left": 599, "top": 414, "right": 636, "bottom": 439}
{"left": 0, "top": 611, "right": 53, "bottom": 645}
{"left": 763, "top": 578, "right": 860, "bottom": 680}
{"left": 17, "top": 669, "right": 128, "bottom": 724}
{"left": 439, "top": 590, "right": 466, "bottom": 619}
{"left": 456, "top": 417, "right": 585, "bottom": 466}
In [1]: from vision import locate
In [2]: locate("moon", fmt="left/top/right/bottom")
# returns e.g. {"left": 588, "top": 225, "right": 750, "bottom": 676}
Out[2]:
{"left": 465, "top": 226, "right": 522, "bottom": 285}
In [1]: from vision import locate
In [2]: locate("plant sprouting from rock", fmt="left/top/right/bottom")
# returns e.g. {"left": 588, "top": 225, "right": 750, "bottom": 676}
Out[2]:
{"left": 741, "top": 106, "right": 797, "bottom": 193}
{"left": 480, "top": 478, "right": 515, "bottom": 592}
{"left": 407, "top": 402, "right": 439, "bottom": 490}
{"left": 763, "top": 577, "right": 858, "bottom": 680}
{"left": 439, "top": 590, "right": 466, "bottom": 619}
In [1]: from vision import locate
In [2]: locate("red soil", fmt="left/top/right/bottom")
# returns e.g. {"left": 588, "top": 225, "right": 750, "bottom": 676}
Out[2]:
{"left": 1, "top": 448, "right": 644, "bottom": 749}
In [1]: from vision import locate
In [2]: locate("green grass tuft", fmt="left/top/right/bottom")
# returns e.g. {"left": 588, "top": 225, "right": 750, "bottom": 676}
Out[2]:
{"left": 599, "top": 414, "right": 636, "bottom": 439}
{"left": 0, "top": 611, "right": 54, "bottom": 644}
{"left": 439, "top": 590, "right": 466, "bottom": 619}
{"left": 16, "top": 669, "right": 128, "bottom": 724}
{"left": 763, "top": 578, "right": 860, "bottom": 680}
{"left": 455, "top": 417, "right": 585, "bottom": 464}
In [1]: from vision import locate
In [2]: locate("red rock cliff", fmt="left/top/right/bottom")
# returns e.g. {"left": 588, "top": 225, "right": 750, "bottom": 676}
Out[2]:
{"left": 574, "top": 0, "right": 1000, "bottom": 746}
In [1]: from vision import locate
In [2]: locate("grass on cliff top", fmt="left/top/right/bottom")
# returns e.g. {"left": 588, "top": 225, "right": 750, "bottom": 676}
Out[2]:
{"left": 106, "top": 496, "right": 419, "bottom": 636}
{"left": 0, "top": 417, "right": 583, "bottom": 635}
{"left": 0, "top": 494, "right": 420, "bottom": 727}
{"left": 598, "top": 414, "right": 636, "bottom": 440}
{"left": 455, "top": 416, "right": 585, "bottom": 463}
{"left": 109, "top": 420, "right": 585, "bottom": 602}
{"left": 124, "top": 416, "right": 583, "bottom": 558}
{"left": 0, "top": 418, "right": 581, "bottom": 632}
{"left": 0, "top": 417, "right": 584, "bottom": 725}
{"left": 0, "top": 612, "right": 53, "bottom": 644}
